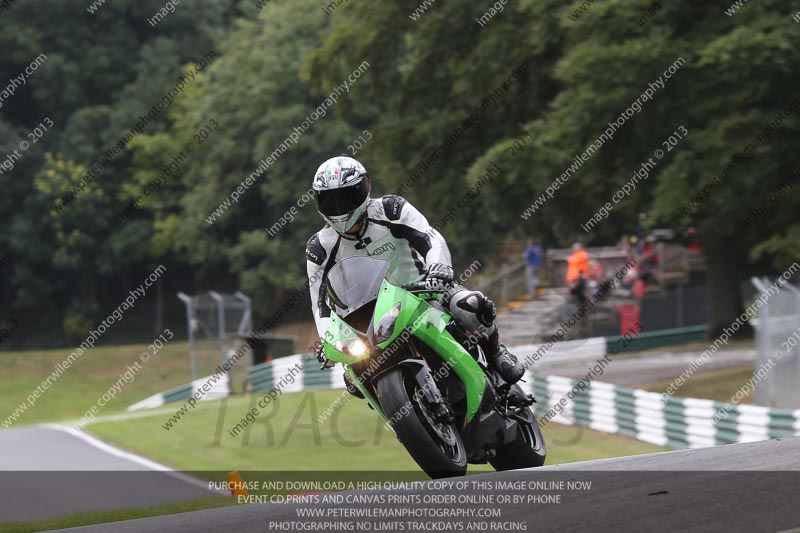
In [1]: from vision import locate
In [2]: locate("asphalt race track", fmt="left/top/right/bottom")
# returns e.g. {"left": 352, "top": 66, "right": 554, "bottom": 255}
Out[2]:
{"left": 0, "top": 425, "right": 219, "bottom": 522}
{"left": 59, "top": 438, "right": 800, "bottom": 533}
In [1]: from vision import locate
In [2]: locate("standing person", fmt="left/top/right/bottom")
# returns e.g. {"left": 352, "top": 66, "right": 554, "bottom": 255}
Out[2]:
{"left": 617, "top": 233, "right": 633, "bottom": 258}
{"left": 565, "top": 242, "right": 590, "bottom": 305}
{"left": 641, "top": 236, "right": 660, "bottom": 285}
{"left": 523, "top": 239, "right": 542, "bottom": 298}
{"left": 586, "top": 259, "right": 604, "bottom": 299}
{"left": 631, "top": 213, "right": 647, "bottom": 255}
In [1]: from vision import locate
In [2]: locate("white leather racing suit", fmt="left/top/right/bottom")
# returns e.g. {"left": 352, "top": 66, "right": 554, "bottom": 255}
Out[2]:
{"left": 306, "top": 194, "right": 525, "bottom": 386}
{"left": 306, "top": 195, "right": 450, "bottom": 338}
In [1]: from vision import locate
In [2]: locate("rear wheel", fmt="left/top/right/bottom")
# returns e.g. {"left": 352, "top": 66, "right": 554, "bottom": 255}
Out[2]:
{"left": 377, "top": 367, "right": 467, "bottom": 478}
{"left": 490, "top": 386, "right": 547, "bottom": 471}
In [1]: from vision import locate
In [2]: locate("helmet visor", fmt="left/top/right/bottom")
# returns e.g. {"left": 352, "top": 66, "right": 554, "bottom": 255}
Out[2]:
{"left": 315, "top": 179, "right": 369, "bottom": 217}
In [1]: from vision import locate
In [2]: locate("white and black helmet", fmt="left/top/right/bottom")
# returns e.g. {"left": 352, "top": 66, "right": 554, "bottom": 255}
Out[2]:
{"left": 312, "top": 156, "right": 371, "bottom": 235}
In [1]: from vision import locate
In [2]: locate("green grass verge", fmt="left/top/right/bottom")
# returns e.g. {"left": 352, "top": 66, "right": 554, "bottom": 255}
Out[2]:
{"left": 86, "top": 390, "right": 668, "bottom": 476}
{"left": 635, "top": 364, "right": 755, "bottom": 403}
{"left": 1, "top": 496, "right": 236, "bottom": 533}
{"left": 0, "top": 340, "right": 225, "bottom": 427}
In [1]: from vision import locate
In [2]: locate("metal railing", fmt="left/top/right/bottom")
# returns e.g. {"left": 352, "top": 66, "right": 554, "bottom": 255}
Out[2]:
{"left": 474, "top": 260, "right": 528, "bottom": 308}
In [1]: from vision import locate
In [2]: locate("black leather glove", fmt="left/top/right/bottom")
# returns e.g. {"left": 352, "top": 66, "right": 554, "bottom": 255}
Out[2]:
{"left": 314, "top": 342, "right": 334, "bottom": 369}
{"left": 478, "top": 297, "right": 497, "bottom": 327}
{"left": 424, "top": 263, "right": 454, "bottom": 291}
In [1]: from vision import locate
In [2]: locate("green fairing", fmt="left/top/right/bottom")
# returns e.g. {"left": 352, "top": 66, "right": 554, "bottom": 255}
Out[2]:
{"left": 323, "top": 278, "right": 486, "bottom": 422}
{"left": 323, "top": 314, "right": 364, "bottom": 364}
{"left": 409, "top": 304, "right": 486, "bottom": 422}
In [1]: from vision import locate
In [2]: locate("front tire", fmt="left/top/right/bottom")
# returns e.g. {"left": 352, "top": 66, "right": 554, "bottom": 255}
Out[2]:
{"left": 377, "top": 367, "right": 467, "bottom": 478}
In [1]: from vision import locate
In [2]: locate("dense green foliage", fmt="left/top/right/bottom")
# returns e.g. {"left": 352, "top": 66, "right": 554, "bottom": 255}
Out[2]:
{"left": 1, "top": 0, "right": 798, "bottom": 346}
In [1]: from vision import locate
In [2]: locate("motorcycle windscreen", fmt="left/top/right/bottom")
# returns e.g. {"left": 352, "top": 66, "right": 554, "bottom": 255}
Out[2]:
{"left": 325, "top": 256, "right": 390, "bottom": 318}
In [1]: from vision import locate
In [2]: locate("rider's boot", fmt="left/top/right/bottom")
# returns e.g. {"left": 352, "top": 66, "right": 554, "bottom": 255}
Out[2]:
{"left": 480, "top": 328, "right": 535, "bottom": 408}
{"left": 444, "top": 285, "right": 525, "bottom": 385}
{"left": 481, "top": 327, "right": 525, "bottom": 384}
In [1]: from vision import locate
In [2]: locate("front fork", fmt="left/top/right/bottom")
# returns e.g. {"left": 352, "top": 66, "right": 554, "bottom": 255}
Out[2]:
{"left": 344, "top": 365, "right": 390, "bottom": 425}
{"left": 344, "top": 359, "right": 454, "bottom": 429}
{"left": 402, "top": 359, "right": 454, "bottom": 424}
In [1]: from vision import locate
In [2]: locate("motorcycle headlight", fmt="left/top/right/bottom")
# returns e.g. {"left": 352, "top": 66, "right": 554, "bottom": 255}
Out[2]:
{"left": 334, "top": 337, "right": 369, "bottom": 357}
{"left": 375, "top": 303, "right": 401, "bottom": 343}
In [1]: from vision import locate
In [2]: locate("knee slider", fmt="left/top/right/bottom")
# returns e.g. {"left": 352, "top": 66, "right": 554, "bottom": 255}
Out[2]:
{"left": 448, "top": 289, "right": 495, "bottom": 330}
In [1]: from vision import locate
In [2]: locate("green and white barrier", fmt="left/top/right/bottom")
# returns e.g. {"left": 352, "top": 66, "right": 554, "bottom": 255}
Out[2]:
{"left": 126, "top": 352, "right": 800, "bottom": 449}
{"left": 128, "top": 326, "right": 709, "bottom": 410}
{"left": 127, "top": 372, "right": 230, "bottom": 411}
{"left": 522, "top": 374, "right": 800, "bottom": 449}
{"left": 127, "top": 325, "right": 797, "bottom": 450}
{"left": 247, "top": 353, "right": 345, "bottom": 393}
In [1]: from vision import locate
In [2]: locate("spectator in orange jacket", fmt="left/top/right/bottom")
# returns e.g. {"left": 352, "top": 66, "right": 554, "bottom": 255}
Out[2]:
{"left": 566, "top": 242, "right": 590, "bottom": 304}
{"left": 566, "top": 242, "right": 589, "bottom": 282}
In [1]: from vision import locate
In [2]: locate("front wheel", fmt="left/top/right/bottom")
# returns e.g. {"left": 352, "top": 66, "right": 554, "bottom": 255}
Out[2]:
{"left": 377, "top": 367, "right": 467, "bottom": 479}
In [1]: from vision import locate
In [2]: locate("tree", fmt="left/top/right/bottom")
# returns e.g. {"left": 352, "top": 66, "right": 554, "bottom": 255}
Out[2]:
{"left": 469, "top": 0, "right": 800, "bottom": 337}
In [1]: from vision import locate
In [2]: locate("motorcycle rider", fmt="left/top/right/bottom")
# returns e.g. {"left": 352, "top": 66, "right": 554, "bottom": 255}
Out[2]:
{"left": 306, "top": 156, "right": 525, "bottom": 393}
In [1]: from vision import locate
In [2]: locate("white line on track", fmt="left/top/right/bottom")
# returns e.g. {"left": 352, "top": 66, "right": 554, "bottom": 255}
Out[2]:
{"left": 42, "top": 424, "right": 228, "bottom": 495}
{"left": 61, "top": 399, "right": 225, "bottom": 427}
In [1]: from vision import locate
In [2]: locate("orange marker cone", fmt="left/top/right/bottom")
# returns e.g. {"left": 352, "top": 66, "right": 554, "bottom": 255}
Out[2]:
{"left": 228, "top": 470, "right": 249, "bottom": 497}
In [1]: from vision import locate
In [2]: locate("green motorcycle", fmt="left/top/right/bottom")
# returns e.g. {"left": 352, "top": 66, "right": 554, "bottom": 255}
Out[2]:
{"left": 322, "top": 256, "right": 546, "bottom": 478}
